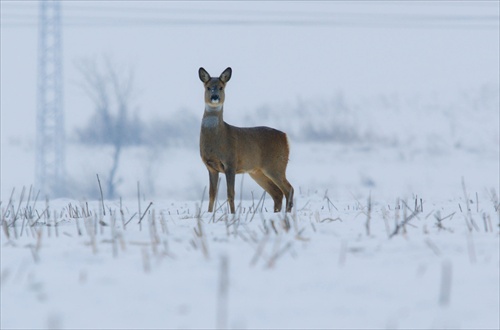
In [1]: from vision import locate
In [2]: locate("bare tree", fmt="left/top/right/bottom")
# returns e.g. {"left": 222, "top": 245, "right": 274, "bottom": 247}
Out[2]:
{"left": 76, "top": 57, "right": 142, "bottom": 198}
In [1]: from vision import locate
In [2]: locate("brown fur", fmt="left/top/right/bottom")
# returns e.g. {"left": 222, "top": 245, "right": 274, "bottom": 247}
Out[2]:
{"left": 199, "top": 67, "right": 294, "bottom": 213}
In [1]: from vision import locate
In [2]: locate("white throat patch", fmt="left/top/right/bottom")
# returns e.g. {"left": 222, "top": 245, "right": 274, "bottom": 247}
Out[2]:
{"left": 205, "top": 104, "right": 222, "bottom": 112}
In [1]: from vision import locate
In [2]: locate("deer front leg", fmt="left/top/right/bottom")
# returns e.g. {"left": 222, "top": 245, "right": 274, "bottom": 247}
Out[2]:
{"left": 225, "top": 168, "right": 236, "bottom": 214}
{"left": 208, "top": 169, "right": 219, "bottom": 212}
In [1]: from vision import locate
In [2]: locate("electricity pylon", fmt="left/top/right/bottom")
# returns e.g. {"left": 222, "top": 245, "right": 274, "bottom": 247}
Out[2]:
{"left": 36, "top": 0, "right": 65, "bottom": 197}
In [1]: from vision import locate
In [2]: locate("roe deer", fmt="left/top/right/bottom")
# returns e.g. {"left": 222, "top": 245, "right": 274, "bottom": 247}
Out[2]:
{"left": 199, "top": 67, "right": 294, "bottom": 214}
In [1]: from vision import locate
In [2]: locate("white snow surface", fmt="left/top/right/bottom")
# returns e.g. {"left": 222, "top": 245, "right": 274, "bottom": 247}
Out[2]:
{"left": 1, "top": 195, "right": 499, "bottom": 329}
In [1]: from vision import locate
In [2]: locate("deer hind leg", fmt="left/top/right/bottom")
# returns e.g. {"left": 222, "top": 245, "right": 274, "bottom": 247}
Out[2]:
{"left": 208, "top": 169, "right": 219, "bottom": 212}
{"left": 263, "top": 170, "right": 294, "bottom": 213}
{"left": 283, "top": 179, "right": 294, "bottom": 212}
{"left": 249, "top": 170, "right": 284, "bottom": 212}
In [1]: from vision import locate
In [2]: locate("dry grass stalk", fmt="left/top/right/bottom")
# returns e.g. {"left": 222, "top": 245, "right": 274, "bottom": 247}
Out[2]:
{"left": 466, "top": 233, "right": 476, "bottom": 264}
{"left": 290, "top": 200, "right": 299, "bottom": 234}
{"left": 111, "top": 212, "right": 118, "bottom": 258}
{"left": 482, "top": 213, "right": 491, "bottom": 232}
{"left": 382, "top": 207, "right": 391, "bottom": 237}
{"left": 279, "top": 213, "right": 291, "bottom": 233}
{"left": 149, "top": 209, "right": 160, "bottom": 256}
{"left": 30, "top": 245, "right": 40, "bottom": 263}
{"left": 249, "top": 191, "right": 266, "bottom": 222}
{"left": 224, "top": 213, "right": 230, "bottom": 236}
{"left": 54, "top": 214, "right": 59, "bottom": 237}
{"left": 490, "top": 189, "right": 500, "bottom": 210}
{"left": 47, "top": 210, "right": 52, "bottom": 238}
{"left": 142, "top": 247, "right": 151, "bottom": 273}
{"left": 138, "top": 202, "right": 153, "bottom": 225}
{"left": 265, "top": 234, "right": 281, "bottom": 268}
{"left": 394, "top": 198, "right": 400, "bottom": 233}
{"left": 298, "top": 200, "right": 310, "bottom": 212}
{"left": 19, "top": 186, "right": 36, "bottom": 237}
{"left": 389, "top": 200, "right": 420, "bottom": 238}
{"left": 2, "top": 219, "right": 10, "bottom": 240}
{"left": 11, "top": 203, "right": 18, "bottom": 239}
{"left": 267, "top": 240, "right": 292, "bottom": 269}
{"left": 439, "top": 259, "right": 452, "bottom": 307}
{"left": 12, "top": 186, "right": 26, "bottom": 228}
{"left": 137, "top": 181, "right": 142, "bottom": 231}
{"left": 309, "top": 221, "right": 316, "bottom": 232}
{"left": 3, "top": 187, "right": 16, "bottom": 226}
{"left": 75, "top": 216, "right": 83, "bottom": 236}
{"left": 425, "top": 239, "right": 441, "bottom": 256}
{"left": 31, "top": 228, "right": 43, "bottom": 263}
{"left": 124, "top": 212, "right": 137, "bottom": 228}
{"left": 250, "top": 234, "right": 269, "bottom": 267}
{"left": 365, "top": 193, "right": 372, "bottom": 236}
{"left": 402, "top": 201, "right": 408, "bottom": 236}
{"left": 323, "top": 190, "right": 338, "bottom": 212}
{"left": 294, "top": 227, "right": 309, "bottom": 241}
{"left": 84, "top": 215, "right": 98, "bottom": 254}
{"left": 314, "top": 210, "right": 320, "bottom": 223}
{"left": 319, "top": 217, "right": 342, "bottom": 222}
{"left": 19, "top": 211, "right": 27, "bottom": 238}
{"left": 461, "top": 177, "right": 479, "bottom": 231}
{"left": 216, "top": 255, "right": 229, "bottom": 330}
{"left": 476, "top": 192, "right": 479, "bottom": 213}
{"left": 241, "top": 223, "right": 258, "bottom": 244}
{"left": 434, "top": 211, "right": 455, "bottom": 232}
{"left": 194, "top": 204, "right": 209, "bottom": 259}
{"left": 159, "top": 211, "right": 168, "bottom": 235}
{"left": 488, "top": 189, "right": 500, "bottom": 227}
{"left": 96, "top": 174, "right": 106, "bottom": 215}
{"left": 269, "top": 220, "right": 278, "bottom": 235}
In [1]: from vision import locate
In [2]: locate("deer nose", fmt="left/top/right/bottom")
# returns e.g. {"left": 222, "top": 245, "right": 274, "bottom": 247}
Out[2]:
{"left": 211, "top": 95, "right": 220, "bottom": 102}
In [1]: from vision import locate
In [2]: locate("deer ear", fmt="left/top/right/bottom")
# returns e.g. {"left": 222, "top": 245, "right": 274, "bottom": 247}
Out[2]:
{"left": 199, "top": 67, "right": 210, "bottom": 83}
{"left": 219, "top": 67, "right": 232, "bottom": 83}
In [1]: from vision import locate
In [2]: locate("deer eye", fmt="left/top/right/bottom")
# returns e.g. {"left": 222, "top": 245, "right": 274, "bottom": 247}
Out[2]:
{"left": 219, "top": 87, "right": 223, "bottom": 91}
{"left": 207, "top": 87, "right": 210, "bottom": 91}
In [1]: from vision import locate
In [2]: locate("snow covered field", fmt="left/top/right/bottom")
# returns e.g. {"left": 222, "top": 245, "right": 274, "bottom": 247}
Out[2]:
{"left": 1, "top": 191, "right": 499, "bottom": 329}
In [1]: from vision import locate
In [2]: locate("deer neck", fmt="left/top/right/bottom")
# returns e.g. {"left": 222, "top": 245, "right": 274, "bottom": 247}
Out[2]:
{"left": 202, "top": 104, "right": 224, "bottom": 129}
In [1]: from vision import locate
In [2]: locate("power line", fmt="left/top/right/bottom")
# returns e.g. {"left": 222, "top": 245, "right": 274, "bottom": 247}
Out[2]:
{"left": 2, "top": 2, "right": 498, "bottom": 29}
{"left": 2, "top": 13, "right": 498, "bottom": 29}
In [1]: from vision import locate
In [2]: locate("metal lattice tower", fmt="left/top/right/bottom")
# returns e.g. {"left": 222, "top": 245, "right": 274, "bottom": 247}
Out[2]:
{"left": 36, "top": 0, "right": 65, "bottom": 197}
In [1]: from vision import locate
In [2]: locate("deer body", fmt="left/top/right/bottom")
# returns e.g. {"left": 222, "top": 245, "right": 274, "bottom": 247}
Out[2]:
{"left": 199, "top": 67, "right": 294, "bottom": 214}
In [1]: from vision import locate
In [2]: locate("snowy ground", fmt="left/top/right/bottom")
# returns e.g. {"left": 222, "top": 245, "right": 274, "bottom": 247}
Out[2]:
{"left": 1, "top": 189, "right": 499, "bottom": 329}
